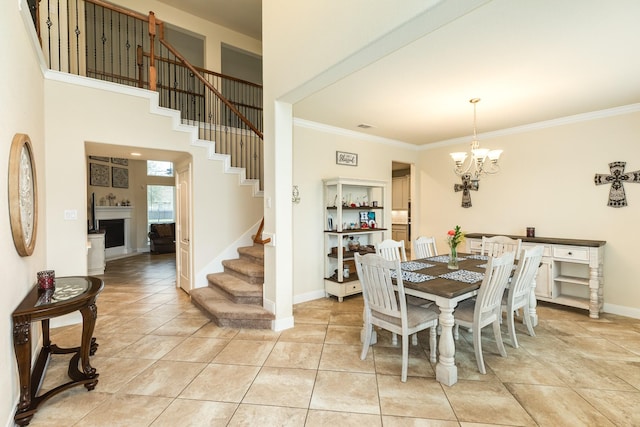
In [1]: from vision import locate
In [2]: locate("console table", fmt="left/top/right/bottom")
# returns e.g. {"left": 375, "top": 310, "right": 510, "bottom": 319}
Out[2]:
{"left": 12, "top": 276, "right": 104, "bottom": 426}
{"left": 466, "top": 233, "right": 605, "bottom": 319}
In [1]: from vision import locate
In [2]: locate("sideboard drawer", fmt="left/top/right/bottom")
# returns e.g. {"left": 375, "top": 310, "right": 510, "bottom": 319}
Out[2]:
{"left": 553, "top": 246, "right": 589, "bottom": 261}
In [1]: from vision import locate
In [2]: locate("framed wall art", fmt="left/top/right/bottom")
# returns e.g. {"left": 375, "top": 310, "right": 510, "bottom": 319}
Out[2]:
{"left": 336, "top": 151, "right": 358, "bottom": 166}
{"left": 90, "top": 163, "right": 110, "bottom": 187}
{"left": 111, "top": 157, "right": 128, "bottom": 166}
{"left": 9, "top": 133, "right": 38, "bottom": 256}
{"left": 89, "top": 156, "right": 109, "bottom": 162}
{"left": 111, "top": 166, "right": 129, "bottom": 188}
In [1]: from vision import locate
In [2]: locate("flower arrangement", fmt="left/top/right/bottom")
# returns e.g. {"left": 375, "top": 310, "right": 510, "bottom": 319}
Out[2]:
{"left": 447, "top": 225, "right": 464, "bottom": 249}
{"left": 446, "top": 225, "right": 464, "bottom": 269}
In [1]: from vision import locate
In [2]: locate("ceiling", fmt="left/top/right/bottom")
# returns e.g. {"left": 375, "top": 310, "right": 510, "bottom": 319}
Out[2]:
{"left": 141, "top": 1, "right": 640, "bottom": 148}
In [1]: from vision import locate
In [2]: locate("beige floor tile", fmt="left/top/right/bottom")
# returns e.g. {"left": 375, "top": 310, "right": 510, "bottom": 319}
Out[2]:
{"left": 179, "top": 363, "right": 260, "bottom": 402}
{"left": 507, "top": 383, "right": 616, "bottom": 426}
{"left": 161, "top": 336, "right": 229, "bottom": 362}
{"left": 330, "top": 310, "right": 363, "bottom": 325}
{"left": 382, "top": 415, "right": 460, "bottom": 426}
{"left": 306, "top": 410, "right": 382, "bottom": 426}
{"left": 538, "top": 354, "right": 637, "bottom": 391}
{"left": 576, "top": 388, "right": 640, "bottom": 426}
{"left": 310, "top": 370, "right": 380, "bottom": 414}
{"left": 377, "top": 374, "right": 456, "bottom": 420}
{"left": 75, "top": 393, "right": 173, "bottom": 426}
{"left": 373, "top": 345, "right": 435, "bottom": 379}
{"left": 26, "top": 389, "right": 109, "bottom": 427}
{"left": 191, "top": 322, "right": 240, "bottom": 338}
{"left": 116, "top": 334, "right": 186, "bottom": 359}
{"left": 235, "top": 328, "right": 281, "bottom": 341}
{"left": 243, "top": 366, "right": 316, "bottom": 407}
{"left": 91, "top": 356, "right": 156, "bottom": 393}
{"left": 319, "top": 343, "right": 375, "bottom": 373}
{"left": 483, "top": 350, "right": 565, "bottom": 385}
{"left": 278, "top": 323, "right": 328, "bottom": 343}
{"left": 92, "top": 332, "right": 146, "bottom": 357}
{"left": 324, "top": 324, "right": 362, "bottom": 344}
{"left": 125, "top": 360, "right": 206, "bottom": 397}
{"left": 227, "top": 404, "right": 308, "bottom": 426}
{"left": 150, "top": 317, "right": 210, "bottom": 336}
{"left": 264, "top": 341, "right": 323, "bottom": 369}
{"left": 213, "top": 339, "right": 276, "bottom": 365}
{"left": 444, "top": 380, "right": 536, "bottom": 426}
{"left": 292, "top": 307, "right": 332, "bottom": 324}
{"left": 150, "top": 399, "right": 237, "bottom": 427}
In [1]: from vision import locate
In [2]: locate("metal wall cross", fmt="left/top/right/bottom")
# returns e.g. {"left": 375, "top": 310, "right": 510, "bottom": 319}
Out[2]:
{"left": 454, "top": 173, "right": 479, "bottom": 208}
{"left": 594, "top": 161, "right": 640, "bottom": 207}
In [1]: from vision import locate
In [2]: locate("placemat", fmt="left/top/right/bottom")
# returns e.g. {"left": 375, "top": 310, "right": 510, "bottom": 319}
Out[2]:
{"left": 391, "top": 270, "right": 436, "bottom": 283}
{"left": 400, "top": 261, "right": 435, "bottom": 271}
{"left": 426, "top": 255, "right": 467, "bottom": 263}
{"left": 466, "top": 254, "right": 489, "bottom": 260}
{"left": 439, "top": 269, "right": 485, "bottom": 284}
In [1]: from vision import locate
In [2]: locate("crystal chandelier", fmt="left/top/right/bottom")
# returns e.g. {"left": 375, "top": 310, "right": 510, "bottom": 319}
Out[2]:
{"left": 450, "top": 98, "right": 502, "bottom": 181}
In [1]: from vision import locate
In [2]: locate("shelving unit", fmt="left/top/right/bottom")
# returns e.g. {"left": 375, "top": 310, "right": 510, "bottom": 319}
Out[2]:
{"left": 323, "top": 177, "right": 387, "bottom": 301}
{"left": 466, "top": 233, "right": 605, "bottom": 318}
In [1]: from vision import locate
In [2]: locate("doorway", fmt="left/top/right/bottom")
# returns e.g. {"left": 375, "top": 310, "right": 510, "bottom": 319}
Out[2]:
{"left": 391, "top": 161, "right": 412, "bottom": 257}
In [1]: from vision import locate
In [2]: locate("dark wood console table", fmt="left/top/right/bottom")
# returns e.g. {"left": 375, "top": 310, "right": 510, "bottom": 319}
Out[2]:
{"left": 12, "top": 276, "right": 104, "bottom": 426}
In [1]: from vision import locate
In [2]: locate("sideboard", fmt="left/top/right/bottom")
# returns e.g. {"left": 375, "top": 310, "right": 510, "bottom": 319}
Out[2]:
{"left": 466, "top": 233, "right": 605, "bottom": 320}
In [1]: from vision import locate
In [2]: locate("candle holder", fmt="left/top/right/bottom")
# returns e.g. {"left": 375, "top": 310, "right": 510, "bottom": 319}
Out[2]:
{"left": 37, "top": 270, "right": 55, "bottom": 291}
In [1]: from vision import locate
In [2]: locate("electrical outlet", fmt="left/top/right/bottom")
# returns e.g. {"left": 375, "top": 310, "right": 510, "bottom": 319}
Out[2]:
{"left": 64, "top": 209, "right": 78, "bottom": 220}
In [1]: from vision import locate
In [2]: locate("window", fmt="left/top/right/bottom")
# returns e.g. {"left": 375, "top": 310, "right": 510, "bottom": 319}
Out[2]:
{"left": 147, "top": 185, "right": 175, "bottom": 224}
{"left": 147, "top": 160, "right": 174, "bottom": 177}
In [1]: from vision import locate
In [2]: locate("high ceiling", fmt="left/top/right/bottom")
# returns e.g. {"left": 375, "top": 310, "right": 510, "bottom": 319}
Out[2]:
{"left": 155, "top": 1, "right": 640, "bottom": 147}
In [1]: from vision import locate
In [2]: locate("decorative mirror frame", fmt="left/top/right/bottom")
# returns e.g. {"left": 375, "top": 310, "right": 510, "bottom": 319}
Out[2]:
{"left": 9, "top": 133, "right": 38, "bottom": 256}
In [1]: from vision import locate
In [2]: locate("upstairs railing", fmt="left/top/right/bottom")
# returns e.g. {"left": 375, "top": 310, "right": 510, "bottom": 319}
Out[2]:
{"left": 28, "top": 0, "right": 263, "bottom": 189}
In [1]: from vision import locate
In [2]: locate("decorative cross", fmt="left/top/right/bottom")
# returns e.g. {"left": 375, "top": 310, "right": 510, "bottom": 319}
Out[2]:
{"left": 454, "top": 173, "right": 479, "bottom": 208}
{"left": 594, "top": 161, "right": 640, "bottom": 208}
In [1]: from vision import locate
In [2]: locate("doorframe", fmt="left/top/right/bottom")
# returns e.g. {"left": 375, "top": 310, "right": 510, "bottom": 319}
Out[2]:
{"left": 176, "top": 163, "right": 193, "bottom": 292}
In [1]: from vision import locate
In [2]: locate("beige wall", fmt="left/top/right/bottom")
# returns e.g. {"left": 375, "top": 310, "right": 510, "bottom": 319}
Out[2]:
{"left": 2, "top": 2, "right": 47, "bottom": 424}
{"left": 291, "top": 109, "right": 640, "bottom": 317}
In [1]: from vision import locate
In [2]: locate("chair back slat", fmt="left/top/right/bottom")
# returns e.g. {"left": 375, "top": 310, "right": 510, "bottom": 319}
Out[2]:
{"left": 510, "top": 246, "right": 544, "bottom": 300}
{"left": 481, "top": 236, "right": 522, "bottom": 260}
{"left": 376, "top": 239, "right": 407, "bottom": 262}
{"left": 354, "top": 253, "right": 404, "bottom": 320}
{"left": 475, "top": 252, "right": 515, "bottom": 323}
{"left": 414, "top": 236, "right": 438, "bottom": 258}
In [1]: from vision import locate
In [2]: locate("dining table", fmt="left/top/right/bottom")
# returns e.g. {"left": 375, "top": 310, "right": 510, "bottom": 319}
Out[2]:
{"left": 396, "top": 252, "right": 530, "bottom": 386}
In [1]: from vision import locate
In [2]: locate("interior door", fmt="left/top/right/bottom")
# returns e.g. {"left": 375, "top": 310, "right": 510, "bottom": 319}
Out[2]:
{"left": 176, "top": 164, "right": 192, "bottom": 293}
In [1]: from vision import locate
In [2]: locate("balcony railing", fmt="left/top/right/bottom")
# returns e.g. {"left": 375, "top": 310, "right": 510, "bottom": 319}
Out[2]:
{"left": 29, "top": 0, "right": 263, "bottom": 189}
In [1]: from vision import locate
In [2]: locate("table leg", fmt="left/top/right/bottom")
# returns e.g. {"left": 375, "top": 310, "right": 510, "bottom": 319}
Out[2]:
{"left": 435, "top": 299, "right": 457, "bottom": 386}
{"left": 79, "top": 302, "right": 99, "bottom": 385}
{"left": 13, "top": 317, "right": 33, "bottom": 425}
{"left": 588, "top": 266, "right": 601, "bottom": 319}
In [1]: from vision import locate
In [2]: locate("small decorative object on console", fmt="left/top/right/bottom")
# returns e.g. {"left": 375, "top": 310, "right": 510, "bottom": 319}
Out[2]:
{"left": 37, "top": 270, "right": 55, "bottom": 291}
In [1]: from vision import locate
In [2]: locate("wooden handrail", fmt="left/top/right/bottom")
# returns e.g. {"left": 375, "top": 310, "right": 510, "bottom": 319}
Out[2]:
{"left": 159, "top": 38, "right": 264, "bottom": 140}
{"left": 253, "top": 218, "right": 271, "bottom": 245}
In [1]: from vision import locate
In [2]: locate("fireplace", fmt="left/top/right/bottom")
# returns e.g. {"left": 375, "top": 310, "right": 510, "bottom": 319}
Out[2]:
{"left": 100, "top": 219, "right": 125, "bottom": 248}
{"left": 95, "top": 206, "right": 133, "bottom": 259}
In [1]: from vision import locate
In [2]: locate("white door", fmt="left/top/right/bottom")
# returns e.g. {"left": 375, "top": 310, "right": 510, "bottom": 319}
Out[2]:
{"left": 176, "top": 165, "right": 192, "bottom": 293}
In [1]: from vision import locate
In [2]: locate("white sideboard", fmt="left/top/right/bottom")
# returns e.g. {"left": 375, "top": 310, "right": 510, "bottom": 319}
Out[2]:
{"left": 466, "top": 233, "right": 605, "bottom": 319}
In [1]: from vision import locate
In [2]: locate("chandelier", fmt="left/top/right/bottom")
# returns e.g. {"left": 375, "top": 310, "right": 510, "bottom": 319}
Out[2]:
{"left": 450, "top": 98, "right": 502, "bottom": 181}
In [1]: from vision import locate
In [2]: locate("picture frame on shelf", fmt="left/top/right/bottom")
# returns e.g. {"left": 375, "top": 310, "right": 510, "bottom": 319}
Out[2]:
{"left": 336, "top": 151, "right": 358, "bottom": 166}
{"left": 90, "top": 163, "right": 109, "bottom": 187}
{"left": 111, "top": 166, "right": 129, "bottom": 188}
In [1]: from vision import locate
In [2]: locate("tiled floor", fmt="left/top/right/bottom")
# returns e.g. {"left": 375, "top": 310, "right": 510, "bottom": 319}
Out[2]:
{"left": 28, "top": 252, "right": 640, "bottom": 426}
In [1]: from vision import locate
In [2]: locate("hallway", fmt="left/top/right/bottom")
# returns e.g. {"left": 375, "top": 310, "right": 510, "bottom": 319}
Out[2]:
{"left": 27, "top": 253, "right": 640, "bottom": 426}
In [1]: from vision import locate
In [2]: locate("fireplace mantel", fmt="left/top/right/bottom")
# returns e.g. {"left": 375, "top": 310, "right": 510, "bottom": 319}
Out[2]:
{"left": 95, "top": 206, "right": 133, "bottom": 220}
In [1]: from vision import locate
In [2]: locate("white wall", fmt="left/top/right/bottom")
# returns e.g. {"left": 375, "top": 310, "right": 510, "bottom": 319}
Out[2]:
{"left": 1, "top": 3, "right": 47, "bottom": 425}
{"left": 44, "top": 75, "right": 263, "bottom": 284}
{"left": 415, "top": 108, "right": 640, "bottom": 317}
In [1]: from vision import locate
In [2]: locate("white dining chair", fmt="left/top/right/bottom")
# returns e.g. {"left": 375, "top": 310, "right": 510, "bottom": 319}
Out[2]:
{"left": 502, "top": 245, "right": 544, "bottom": 348}
{"left": 481, "top": 235, "right": 522, "bottom": 260}
{"left": 354, "top": 253, "right": 438, "bottom": 382}
{"left": 453, "top": 251, "right": 515, "bottom": 374}
{"left": 376, "top": 239, "right": 407, "bottom": 262}
{"left": 413, "top": 236, "right": 438, "bottom": 259}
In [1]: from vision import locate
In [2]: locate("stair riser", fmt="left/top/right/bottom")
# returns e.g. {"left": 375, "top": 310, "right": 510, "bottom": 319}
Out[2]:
{"left": 206, "top": 283, "right": 263, "bottom": 305}
{"left": 224, "top": 267, "right": 263, "bottom": 285}
{"left": 192, "top": 300, "right": 272, "bottom": 329}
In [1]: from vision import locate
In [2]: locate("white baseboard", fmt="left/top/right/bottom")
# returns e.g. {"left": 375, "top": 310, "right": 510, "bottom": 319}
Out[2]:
{"left": 602, "top": 302, "right": 640, "bottom": 320}
{"left": 293, "top": 290, "right": 327, "bottom": 305}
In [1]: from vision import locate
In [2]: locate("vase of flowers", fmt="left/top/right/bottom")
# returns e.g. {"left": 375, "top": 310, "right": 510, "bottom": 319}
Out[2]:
{"left": 447, "top": 225, "right": 464, "bottom": 270}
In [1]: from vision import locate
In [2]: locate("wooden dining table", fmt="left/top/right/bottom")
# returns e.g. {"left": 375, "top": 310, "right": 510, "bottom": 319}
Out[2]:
{"left": 397, "top": 253, "right": 525, "bottom": 386}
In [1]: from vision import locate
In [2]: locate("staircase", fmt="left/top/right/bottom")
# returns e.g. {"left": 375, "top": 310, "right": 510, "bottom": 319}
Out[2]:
{"left": 190, "top": 244, "right": 274, "bottom": 329}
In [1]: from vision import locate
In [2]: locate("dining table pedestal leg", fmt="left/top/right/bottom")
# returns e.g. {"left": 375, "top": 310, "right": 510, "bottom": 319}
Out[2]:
{"left": 435, "top": 300, "right": 457, "bottom": 386}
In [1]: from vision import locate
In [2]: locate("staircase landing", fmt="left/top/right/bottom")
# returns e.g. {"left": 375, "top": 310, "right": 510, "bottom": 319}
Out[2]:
{"left": 190, "top": 244, "right": 274, "bottom": 329}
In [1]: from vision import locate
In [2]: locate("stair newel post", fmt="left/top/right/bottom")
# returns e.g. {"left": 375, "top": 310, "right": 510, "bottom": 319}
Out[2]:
{"left": 148, "top": 11, "right": 157, "bottom": 91}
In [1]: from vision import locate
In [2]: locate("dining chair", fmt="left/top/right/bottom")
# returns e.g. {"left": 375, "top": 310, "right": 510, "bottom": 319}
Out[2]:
{"left": 502, "top": 245, "right": 544, "bottom": 348}
{"left": 376, "top": 239, "right": 407, "bottom": 262}
{"left": 413, "top": 236, "right": 438, "bottom": 259}
{"left": 481, "top": 235, "right": 522, "bottom": 260}
{"left": 354, "top": 253, "right": 438, "bottom": 382}
{"left": 453, "top": 251, "right": 515, "bottom": 374}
